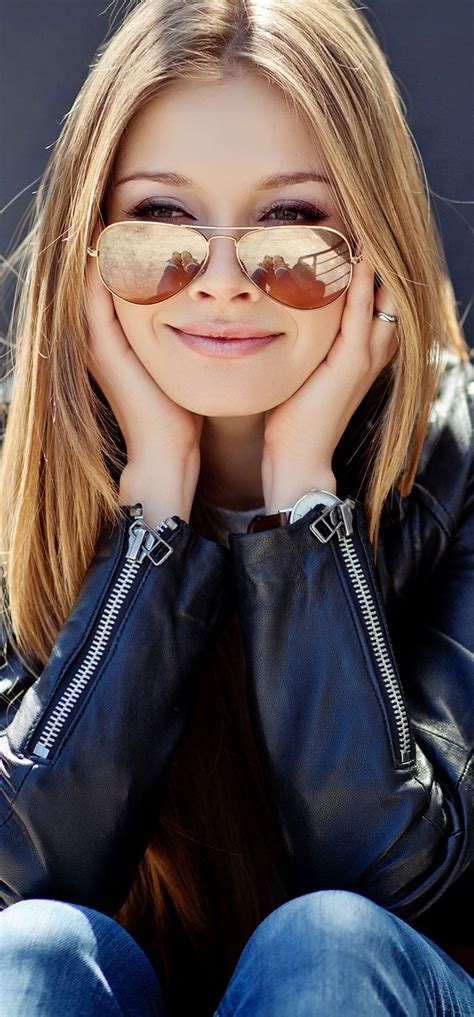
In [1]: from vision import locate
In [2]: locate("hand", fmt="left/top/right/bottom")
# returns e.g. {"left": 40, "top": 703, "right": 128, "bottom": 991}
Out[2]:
{"left": 85, "top": 226, "right": 203, "bottom": 522}
{"left": 262, "top": 259, "right": 399, "bottom": 511}
{"left": 85, "top": 226, "right": 203, "bottom": 463}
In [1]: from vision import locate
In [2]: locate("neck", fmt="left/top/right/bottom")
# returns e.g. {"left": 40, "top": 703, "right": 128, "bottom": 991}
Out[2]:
{"left": 196, "top": 413, "right": 266, "bottom": 511}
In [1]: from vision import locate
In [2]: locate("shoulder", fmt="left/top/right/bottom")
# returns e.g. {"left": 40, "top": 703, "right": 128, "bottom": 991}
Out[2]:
{"left": 418, "top": 349, "right": 474, "bottom": 472}
{"left": 376, "top": 349, "right": 473, "bottom": 601}
{"left": 377, "top": 348, "right": 473, "bottom": 548}
{"left": 411, "top": 349, "right": 474, "bottom": 532}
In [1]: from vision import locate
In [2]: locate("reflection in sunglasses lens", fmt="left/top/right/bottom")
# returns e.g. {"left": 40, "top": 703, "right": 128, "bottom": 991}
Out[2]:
{"left": 98, "top": 222, "right": 208, "bottom": 304}
{"left": 97, "top": 222, "right": 351, "bottom": 308}
{"left": 239, "top": 227, "right": 352, "bottom": 309}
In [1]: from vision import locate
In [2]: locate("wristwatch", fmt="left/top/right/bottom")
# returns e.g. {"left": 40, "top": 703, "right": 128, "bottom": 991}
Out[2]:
{"left": 247, "top": 488, "right": 343, "bottom": 533}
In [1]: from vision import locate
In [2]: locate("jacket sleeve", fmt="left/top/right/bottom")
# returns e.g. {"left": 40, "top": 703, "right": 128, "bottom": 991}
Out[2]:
{"left": 228, "top": 470, "right": 474, "bottom": 922}
{"left": 0, "top": 505, "right": 232, "bottom": 915}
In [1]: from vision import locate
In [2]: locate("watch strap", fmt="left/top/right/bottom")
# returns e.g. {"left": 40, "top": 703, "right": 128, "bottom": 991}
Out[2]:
{"left": 247, "top": 488, "right": 340, "bottom": 534}
{"left": 247, "top": 509, "right": 291, "bottom": 533}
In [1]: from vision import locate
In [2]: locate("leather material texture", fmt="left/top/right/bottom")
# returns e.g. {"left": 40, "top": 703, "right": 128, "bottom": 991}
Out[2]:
{"left": 0, "top": 517, "right": 233, "bottom": 915}
{"left": 0, "top": 349, "right": 472, "bottom": 959}
{"left": 228, "top": 350, "right": 474, "bottom": 953}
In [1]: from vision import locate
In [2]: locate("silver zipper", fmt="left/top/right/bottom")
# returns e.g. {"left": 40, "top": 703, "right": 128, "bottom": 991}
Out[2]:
{"left": 31, "top": 506, "right": 180, "bottom": 759}
{"left": 309, "top": 498, "right": 414, "bottom": 766}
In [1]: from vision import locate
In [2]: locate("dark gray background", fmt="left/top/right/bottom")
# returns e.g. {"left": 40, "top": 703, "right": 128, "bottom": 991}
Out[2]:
{"left": 1, "top": 0, "right": 473, "bottom": 351}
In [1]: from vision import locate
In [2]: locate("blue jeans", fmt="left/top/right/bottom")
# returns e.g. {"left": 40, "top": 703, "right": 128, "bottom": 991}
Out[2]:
{"left": 0, "top": 890, "right": 472, "bottom": 1016}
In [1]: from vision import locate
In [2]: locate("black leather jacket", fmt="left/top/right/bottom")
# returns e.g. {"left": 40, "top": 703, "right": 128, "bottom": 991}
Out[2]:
{"left": 1, "top": 350, "right": 473, "bottom": 960}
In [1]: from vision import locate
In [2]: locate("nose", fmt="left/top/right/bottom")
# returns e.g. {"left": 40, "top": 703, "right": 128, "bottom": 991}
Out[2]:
{"left": 186, "top": 233, "right": 260, "bottom": 303}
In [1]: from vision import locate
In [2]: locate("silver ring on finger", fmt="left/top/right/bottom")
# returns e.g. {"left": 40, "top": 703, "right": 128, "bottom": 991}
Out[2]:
{"left": 374, "top": 309, "right": 399, "bottom": 323}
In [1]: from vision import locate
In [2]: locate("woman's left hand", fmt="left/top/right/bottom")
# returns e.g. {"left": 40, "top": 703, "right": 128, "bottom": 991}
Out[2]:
{"left": 262, "top": 259, "right": 399, "bottom": 512}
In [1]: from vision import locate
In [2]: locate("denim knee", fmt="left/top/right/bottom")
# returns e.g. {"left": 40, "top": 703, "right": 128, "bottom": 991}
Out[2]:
{"left": 0, "top": 897, "right": 166, "bottom": 1017}
{"left": 0, "top": 897, "right": 113, "bottom": 958}
{"left": 257, "top": 889, "right": 464, "bottom": 974}
{"left": 248, "top": 889, "right": 397, "bottom": 957}
{"left": 0, "top": 897, "right": 145, "bottom": 970}
{"left": 216, "top": 890, "right": 439, "bottom": 1017}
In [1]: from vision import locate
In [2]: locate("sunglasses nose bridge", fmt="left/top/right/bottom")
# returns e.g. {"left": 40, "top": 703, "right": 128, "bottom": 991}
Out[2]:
{"left": 206, "top": 233, "right": 239, "bottom": 243}
{"left": 205, "top": 233, "right": 239, "bottom": 256}
{"left": 199, "top": 232, "right": 246, "bottom": 276}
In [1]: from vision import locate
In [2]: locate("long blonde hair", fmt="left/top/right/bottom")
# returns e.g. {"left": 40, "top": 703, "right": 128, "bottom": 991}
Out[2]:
{"left": 0, "top": 0, "right": 470, "bottom": 1008}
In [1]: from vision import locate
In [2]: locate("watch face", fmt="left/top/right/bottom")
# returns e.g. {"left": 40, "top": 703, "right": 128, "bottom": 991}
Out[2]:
{"left": 290, "top": 489, "right": 341, "bottom": 523}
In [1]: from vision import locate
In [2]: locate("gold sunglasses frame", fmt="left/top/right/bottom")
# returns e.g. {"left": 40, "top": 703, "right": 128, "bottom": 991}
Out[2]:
{"left": 87, "top": 221, "right": 363, "bottom": 310}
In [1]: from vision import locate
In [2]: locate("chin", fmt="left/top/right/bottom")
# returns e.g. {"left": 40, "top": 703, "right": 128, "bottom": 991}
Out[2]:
{"left": 172, "top": 392, "right": 268, "bottom": 416}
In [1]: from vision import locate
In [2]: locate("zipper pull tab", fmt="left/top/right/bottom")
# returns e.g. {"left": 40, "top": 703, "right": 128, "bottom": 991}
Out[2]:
{"left": 336, "top": 498, "right": 355, "bottom": 541}
{"left": 309, "top": 497, "right": 355, "bottom": 543}
{"left": 126, "top": 524, "right": 148, "bottom": 561}
{"left": 125, "top": 503, "right": 147, "bottom": 561}
{"left": 125, "top": 504, "right": 179, "bottom": 565}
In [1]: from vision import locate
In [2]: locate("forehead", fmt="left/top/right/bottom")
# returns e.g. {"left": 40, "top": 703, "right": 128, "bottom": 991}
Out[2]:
{"left": 113, "top": 71, "right": 323, "bottom": 189}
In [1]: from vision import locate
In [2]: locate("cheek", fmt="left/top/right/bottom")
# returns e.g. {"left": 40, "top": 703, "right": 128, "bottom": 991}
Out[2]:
{"left": 112, "top": 298, "right": 154, "bottom": 353}
{"left": 293, "top": 295, "right": 345, "bottom": 366}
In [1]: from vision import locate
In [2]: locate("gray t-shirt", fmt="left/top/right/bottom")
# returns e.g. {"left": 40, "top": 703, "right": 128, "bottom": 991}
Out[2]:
{"left": 197, "top": 497, "right": 265, "bottom": 548}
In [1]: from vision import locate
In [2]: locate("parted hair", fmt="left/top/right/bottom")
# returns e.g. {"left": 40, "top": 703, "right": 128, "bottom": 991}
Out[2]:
{"left": 0, "top": 0, "right": 470, "bottom": 1008}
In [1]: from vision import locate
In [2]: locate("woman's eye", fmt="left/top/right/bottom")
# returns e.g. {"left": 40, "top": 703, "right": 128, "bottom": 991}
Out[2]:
{"left": 124, "top": 200, "right": 191, "bottom": 220}
{"left": 262, "top": 202, "right": 328, "bottom": 223}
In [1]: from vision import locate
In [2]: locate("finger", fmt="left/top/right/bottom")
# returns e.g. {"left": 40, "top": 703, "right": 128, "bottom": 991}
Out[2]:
{"left": 323, "top": 257, "right": 375, "bottom": 385}
{"left": 85, "top": 227, "right": 122, "bottom": 340}
{"left": 84, "top": 239, "right": 132, "bottom": 391}
{"left": 85, "top": 248, "right": 136, "bottom": 393}
{"left": 343, "top": 254, "right": 375, "bottom": 316}
{"left": 371, "top": 282, "right": 400, "bottom": 366}
{"left": 373, "top": 283, "right": 398, "bottom": 321}
{"left": 338, "top": 256, "right": 375, "bottom": 354}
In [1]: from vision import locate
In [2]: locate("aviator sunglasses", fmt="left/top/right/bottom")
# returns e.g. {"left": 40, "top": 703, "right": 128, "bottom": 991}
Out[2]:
{"left": 87, "top": 221, "right": 363, "bottom": 311}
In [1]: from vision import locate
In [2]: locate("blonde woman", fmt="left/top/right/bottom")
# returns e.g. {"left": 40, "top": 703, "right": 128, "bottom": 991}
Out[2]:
{"left": 0, "top": 1, "right": 473, "bottom": 1014}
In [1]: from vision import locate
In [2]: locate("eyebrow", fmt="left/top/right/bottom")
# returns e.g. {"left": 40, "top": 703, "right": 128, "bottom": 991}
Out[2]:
{"left": 114, "top": 170, "right": 331, "bottom": 188}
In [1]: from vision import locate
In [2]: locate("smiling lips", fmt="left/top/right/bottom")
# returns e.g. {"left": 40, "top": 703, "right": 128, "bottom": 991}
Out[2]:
{"left": 168, "top": 324, "right": 284, "bottom": 359}
{"left": 170, "top": 322, "right": 282, "bottom": 339}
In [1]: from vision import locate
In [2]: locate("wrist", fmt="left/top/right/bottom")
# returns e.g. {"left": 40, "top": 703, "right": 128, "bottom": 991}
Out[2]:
{"left": 264, "top": 464, "right": 337, "bottom": 515}
{"left": 119, "top": 454, "right": 199, "bottom": 526}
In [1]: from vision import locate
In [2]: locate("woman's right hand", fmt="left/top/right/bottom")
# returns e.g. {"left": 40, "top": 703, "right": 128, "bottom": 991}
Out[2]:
{"left": 85, "top": 226, "right": 203, "bottom": 524}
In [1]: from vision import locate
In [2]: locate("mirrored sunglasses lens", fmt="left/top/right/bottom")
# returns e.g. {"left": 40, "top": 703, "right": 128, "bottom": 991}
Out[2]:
{"left": 239, "top": 227, "right": 352, "bottom": 309}
{"left": 97, "top": 222, "right": 207, "bottom": 303}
